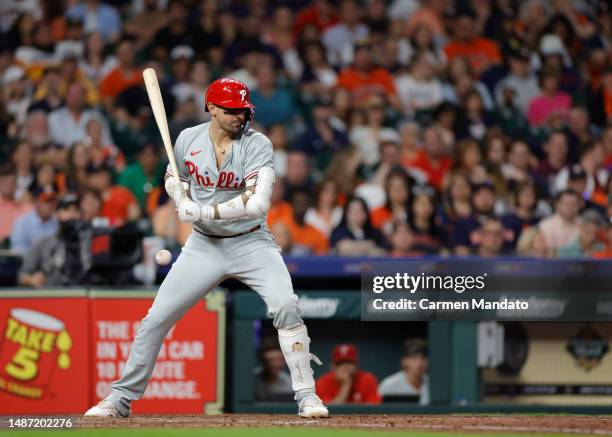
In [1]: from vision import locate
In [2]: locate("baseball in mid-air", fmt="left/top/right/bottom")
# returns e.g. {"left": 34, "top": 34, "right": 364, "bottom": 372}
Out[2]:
{"left": 155, "top": 249, "right": 172, "bottom": 266}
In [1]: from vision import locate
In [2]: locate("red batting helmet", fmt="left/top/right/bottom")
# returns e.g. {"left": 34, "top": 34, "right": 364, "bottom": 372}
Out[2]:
{"left": 205, "top": 78, "right": 255, "bottom": 111}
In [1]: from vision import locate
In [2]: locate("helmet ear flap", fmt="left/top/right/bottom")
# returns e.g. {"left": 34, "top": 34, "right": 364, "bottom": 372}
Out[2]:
{"left": 242, "top": 108, "right": 254, "bottom": 134}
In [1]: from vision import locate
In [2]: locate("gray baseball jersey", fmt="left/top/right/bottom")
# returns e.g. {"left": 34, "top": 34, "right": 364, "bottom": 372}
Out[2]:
{"left": 166, "top": 121, "right": 273, "bottom": 236}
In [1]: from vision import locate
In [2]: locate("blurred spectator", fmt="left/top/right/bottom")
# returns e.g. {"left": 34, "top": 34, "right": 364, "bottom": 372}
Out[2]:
{"left": 501, "top": 140, "right": 535, "bottom": 187}
{"left": 452, "top": 139, "right": 488, "bottom": 184}
{"left": 21, "top": 110, "right": 51, "bottom": 150}
{"left": 456, "top": 89, "right": 494, "bottom": 142}
{"left": 48, "top": 82, "right": 112, "bottom": 148}
{"left": 3, "top": 65, "right": 30, "bottom": 126}
{"left": 593, "top": 219, "right": 612, "bottom": 259}
{"left": 337, "top": 40, "right": 399, "bottom": 108}
{"left": 516, "top": 226, "right": 553, "bottom": 258}
{"left": 254, "top": 337, "right": 293, "bottom": 401}
{"left": 527, "top": 67, "right": 572, "bottom": 129}
{"left": 18, "top": 194, "right": 84, "bottom": 288}
{"left": 316, "top": 343, "right": 381, "bottom": 404}
{"left": 389, "top": 220, "right": 420, "bottom": 257}
{"left": 80, "top": 32, "right": 117, "bottom": 84}
{"left": 293, "top": 0, "right": 339, "bottom": 39}
{"left": 476, "top": 217, "right": 507, "bottom": 257}
{"left": 408, "top": 185, "right": 443, "bottom": 254}
{"left": 267, "top": 177, "right": 293, "bottom": 229}
{"left": 563, "top": 106, "right": 597, "bottom": 164}
{"left": 404, "top": 126, "right": 451, "bottom": 191}
{"left": 349, "top": 93, "right": 400, "bottom": 166}
{"left": 494, "top": 47, "right": 540, "bottom": 116}
{"left": 501, "top": 182, "right": 543, "bottom": 248}
{"left": 118, "top": 143, "right": 162, "bottom": 212}
{"left": 404, "top": 0, "right": 446, "bottom": 40}
{"left": 66, "top": 0, "right": 121, "bottom": 43}
{"left": 10, "top": 141, "right": 34, "bottom": 201}
{"left": 321, "top": 0, "right": 368, "bottom": 67}
{"left": 279, "top": 189, "right": 329, "bottom": 256}
{"left": 99, "top": 38, "right": 142, "bottom": 107}
{"left": 299, "top": 41, "right": 338, "bottom": 100}
{"left": 533, "top": 131, "right": 569, "bottom": 196}
{"left": 10, "top": 186, "right": 58, "bottom": 254}
{"left": 379, "top": 339, "right": 429, "bottom": 404}
{"left": 554, "top": 143, "right": 608, "bottom": 203}
{"left": 451, "top": 182, "right": 497, "bottom": 255}
{"left": 588, "top": 67, "right": 612, "bottom": 126}
{"left": 331, "top": 196, "right": 388, "bottom": 256}
{"left": 557, "top": 209, "right": 606, "bottom": 258}
{"left": 304, "top": 179, "right": 343, "bottom": 238}
{"left": 371, "top": 167, "right": 411, "bottom": 231}
{"left": 538, "top": 189, "right": 582, "bottom": 255}
{"left": 443, "top": 10, "right": 502, "bottom": 78}
{"left": 84, "top": 118, "right": 125, "bottom": 172}
{"left": 87, "top": 164, "right": 140, "bottom": 225}
{"left": 123, "top": 0, "right": 167, "bottom": 51}
{"left": 65, "top": 142, "right": 90, "bottom": 192}
{"left": 293, "top": 96, "right": 349, "bottom": 173}
{"left": 395, "top": 52, "right": 443, "bottom": 119}
{"left": 150, "top": 0, "right": 192, "bottom": 61}
{"left": 80, "top": 188, "right": 104, "bottom": 223}
{"left": 0, "top": 165, "right": 32, "bottom": 247}
{"left": 284, "top": 149, "right": 313, "bottom": 201}
{"left": 250, "top": 63, "right": 300, "bottom": 129}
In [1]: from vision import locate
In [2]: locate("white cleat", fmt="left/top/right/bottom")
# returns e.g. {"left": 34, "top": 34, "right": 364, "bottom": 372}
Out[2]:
{"left": 298, "top": 393, "right": 329, "bottom": 418}
{"left": 84, "top": 397, "right": 126, "bottom": 418}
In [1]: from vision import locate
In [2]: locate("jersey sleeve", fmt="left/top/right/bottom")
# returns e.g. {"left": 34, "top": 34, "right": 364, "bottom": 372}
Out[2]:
{"left": 243, "top": 133, "right": 274, "bottom": 184}
{"left": 165, "top": 129, "right": 190, "bottom": 182}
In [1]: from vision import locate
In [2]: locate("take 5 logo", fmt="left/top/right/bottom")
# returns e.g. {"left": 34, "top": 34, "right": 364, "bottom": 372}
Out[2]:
{"left": 185, "top": 160, "right": 243, "bottom": 190}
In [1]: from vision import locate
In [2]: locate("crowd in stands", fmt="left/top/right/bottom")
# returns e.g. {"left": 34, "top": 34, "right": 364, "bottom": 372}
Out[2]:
{"left": 0, "top": 0, "right": 611, "bottom": 263}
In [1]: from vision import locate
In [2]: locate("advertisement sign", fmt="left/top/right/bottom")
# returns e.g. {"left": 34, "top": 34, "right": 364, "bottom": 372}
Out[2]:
{"left": 0, "top": 291, "right": 90, "bottom": 413}
{"left": 89, "top": 290, "right": 225, "bottom": 414}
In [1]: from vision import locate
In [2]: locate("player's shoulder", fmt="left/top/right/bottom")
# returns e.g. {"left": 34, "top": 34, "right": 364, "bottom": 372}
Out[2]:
{"left": 177, "top": 122, "right": 210, "bottom": 143}
{"left": 241, "top": 128, "right": 272, "bottom": 149}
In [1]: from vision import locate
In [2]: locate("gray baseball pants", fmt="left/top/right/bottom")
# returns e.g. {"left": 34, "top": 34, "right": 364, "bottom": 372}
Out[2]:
{"left": 109, "top": 229, "right": 302, "bottom": 415}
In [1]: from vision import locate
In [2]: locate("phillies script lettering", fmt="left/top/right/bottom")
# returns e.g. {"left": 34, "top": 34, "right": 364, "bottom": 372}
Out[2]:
{"left": 185, "top": 160, "right": 241, "bottom": 189}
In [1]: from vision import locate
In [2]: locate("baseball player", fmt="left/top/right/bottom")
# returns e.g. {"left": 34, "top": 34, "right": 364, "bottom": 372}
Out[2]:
{"left": 84, "top": 78, "right": 329, "bottom": 418}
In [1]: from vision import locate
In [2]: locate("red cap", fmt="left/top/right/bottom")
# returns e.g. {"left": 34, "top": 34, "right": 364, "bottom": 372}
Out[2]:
{"left": 333, "top": 343, "right": 358, "bottom": 364}
{"left": 205, "top": 78, "right": 255, "bottom": 111}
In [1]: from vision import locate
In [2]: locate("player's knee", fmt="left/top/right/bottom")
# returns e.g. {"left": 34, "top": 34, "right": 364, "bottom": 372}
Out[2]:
{"left": 139, "top": 308, "right": 171, "bottom": 338}
{"left": 270, "top": 294, "right": 302, "bottom": 329}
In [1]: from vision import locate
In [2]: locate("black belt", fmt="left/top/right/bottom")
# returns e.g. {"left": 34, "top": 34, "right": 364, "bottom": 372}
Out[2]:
{"left": 194, "top": 225, "right": 260, "bottom": 239}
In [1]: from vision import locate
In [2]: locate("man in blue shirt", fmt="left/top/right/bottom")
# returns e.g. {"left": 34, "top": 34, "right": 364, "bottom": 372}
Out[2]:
{"left": 10, "top": 187, "right": 58, "bottom": 255}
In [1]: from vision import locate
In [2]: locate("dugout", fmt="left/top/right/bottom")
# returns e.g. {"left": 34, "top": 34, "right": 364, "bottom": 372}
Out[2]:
{"left": 228, "top": 257, "right": 612, "bottom": 415}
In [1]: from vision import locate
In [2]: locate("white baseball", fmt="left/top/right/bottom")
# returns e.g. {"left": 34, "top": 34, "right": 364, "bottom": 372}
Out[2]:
{"left": 155, "top": 249, "right": 172, "bottom": 266}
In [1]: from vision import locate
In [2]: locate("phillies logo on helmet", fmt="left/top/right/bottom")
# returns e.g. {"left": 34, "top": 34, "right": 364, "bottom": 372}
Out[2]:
{"left": 205, "top": 78, "right": 255, "bottom": 111}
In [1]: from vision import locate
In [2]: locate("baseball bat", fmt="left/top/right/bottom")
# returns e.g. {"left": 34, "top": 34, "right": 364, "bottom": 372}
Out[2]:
{"left": 143, "top": 67, "right": 181, "bottom": 181}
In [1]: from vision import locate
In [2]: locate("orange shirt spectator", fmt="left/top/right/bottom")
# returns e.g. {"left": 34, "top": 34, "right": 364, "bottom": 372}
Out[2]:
{"left": 293, "top": 3, "right": 339, "bottom": 38}
{"left": 316, "top": 344, "right": 382, "bottom": 404}
{"left": 370, "top": 206, "right": 392, "bottom": 230}
{"left": 101, "top": 186, "right": 140, "bottom": 225}
{"left": 99, "top": 68, "right": 142, "bottom": 100}
{"left": 282, "top": 217, "right": 329, "bottom": 255}
{"left": 337, "top": 67, "right": 396, "bottom": 100}
{"left": 406, "top": 150, "right": 452, "bottom": 191}
{"left": 443, "top": 38, "right": 501, "bottom": 77}
{"left": 268, "top": 201, "right": 293, "bottom": 228}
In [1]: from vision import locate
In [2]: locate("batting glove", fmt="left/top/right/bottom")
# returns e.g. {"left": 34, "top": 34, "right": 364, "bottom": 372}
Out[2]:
{"left": 177, "top": 199, "right": 201, "bottom": 222}
{"left": 165, "top": 177, "right": 189, "bottom": 204}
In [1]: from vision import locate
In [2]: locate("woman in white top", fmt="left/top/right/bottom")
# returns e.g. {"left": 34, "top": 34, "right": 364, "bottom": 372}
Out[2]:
{"left": 304, "top": 178, "right": 343, "bottom": 238}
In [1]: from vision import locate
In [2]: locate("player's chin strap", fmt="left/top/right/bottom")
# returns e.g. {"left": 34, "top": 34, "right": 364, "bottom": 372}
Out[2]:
{"left": 214, "top": 167, "right": 274, "bottom": 220}
{"left": 277, "top": 324, "right": 322, "bottom": 392}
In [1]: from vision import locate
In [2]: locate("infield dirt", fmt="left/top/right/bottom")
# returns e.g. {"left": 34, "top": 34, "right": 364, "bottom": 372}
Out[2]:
{"left": 79, "top": 414, "right": 612, "bottom": 434}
